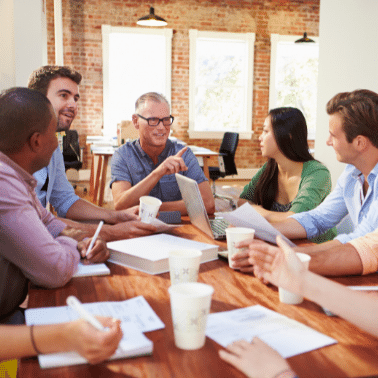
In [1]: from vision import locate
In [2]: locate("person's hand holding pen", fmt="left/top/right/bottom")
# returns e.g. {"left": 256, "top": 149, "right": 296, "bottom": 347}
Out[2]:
{"left": 65, "top": 296, "right": 123, "bottom": 364}
{"left": 77, "top": 221, "right": 109, "bottom": 263}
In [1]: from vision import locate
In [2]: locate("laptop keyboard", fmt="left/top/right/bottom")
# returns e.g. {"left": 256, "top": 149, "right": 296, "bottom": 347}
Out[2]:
{"left": 210, "top": 218, "right": 230, "bottom": 239}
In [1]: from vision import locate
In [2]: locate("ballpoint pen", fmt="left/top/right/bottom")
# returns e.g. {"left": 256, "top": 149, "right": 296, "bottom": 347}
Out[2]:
{"left": 66, "top": 295, "right": 105, "bottom": 331}
{"left": 86, "top": 220, "right": 104, "bottom": 257}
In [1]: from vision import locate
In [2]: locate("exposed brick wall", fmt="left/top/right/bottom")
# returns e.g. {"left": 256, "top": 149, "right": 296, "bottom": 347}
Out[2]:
{"left": 46, "top": 0, "right": 319, "bottom": 170}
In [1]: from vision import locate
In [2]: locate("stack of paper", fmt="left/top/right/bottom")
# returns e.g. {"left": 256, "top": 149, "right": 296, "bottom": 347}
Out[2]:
{"left": 72, "top": 261, "right": 110, "bottom": 277}
{"left": 108, "top": 233, "right": 219, "bottom": 274}
{"left": 25, "top": 296, "right": 165, "bottom": 369}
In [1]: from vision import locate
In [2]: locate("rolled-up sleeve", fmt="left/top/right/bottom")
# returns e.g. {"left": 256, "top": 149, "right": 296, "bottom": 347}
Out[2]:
{"left": 349, "top": 230, "right": 378, "bottom": 275}
{"left": 291, "top": 181, "right": 348, "bottom": 239}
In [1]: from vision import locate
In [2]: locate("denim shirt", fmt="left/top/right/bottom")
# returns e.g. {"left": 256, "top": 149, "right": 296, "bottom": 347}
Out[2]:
{"left": 110, "top": 139, "right": 207, "bottom": 202}
{"left": 34, "top": 147, "right": 80, "bottom": 217}
{"left": 291, "top": 163, "right": 378, "bottom": 243}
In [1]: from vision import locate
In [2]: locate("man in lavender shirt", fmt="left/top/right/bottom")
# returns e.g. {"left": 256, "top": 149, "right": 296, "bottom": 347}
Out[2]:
{"left": 0, "top": 88, "right": 108, "bottom": 324}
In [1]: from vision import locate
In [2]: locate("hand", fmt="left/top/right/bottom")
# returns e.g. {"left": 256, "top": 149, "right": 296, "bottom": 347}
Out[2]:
{"left": 77, "top": 238, "right": 109, "bottom": 262}
{"left": 219, "top": 337, "right": 292, "bottom": 378}
{"left": 102, "top": 221, "right": 157, "bottom": 242}
{"left": 156, "top": 147, "right": 188, "bottom": 176}
{"left": 250, "top": 236, "right": 306, "bottom": 294}
{"left": 112, "top": 206, "right": 140, "bottom": 223}
{"left": 66, "top": 317, "right": 123, "bottom": 364}
{"left": 230, "top": 239, "right": 268, "bottom": 274}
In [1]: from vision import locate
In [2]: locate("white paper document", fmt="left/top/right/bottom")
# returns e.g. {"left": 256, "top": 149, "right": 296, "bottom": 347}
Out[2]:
{"left": 36, "top": 328, "right": 153, "bottom": 369}
{"left": 206, "top": 305, "right": 336, "bottom": 358}
{"left": 72, "top": 261, "right": 110, "bottom": 277}
{"left": 25, "top": 295, "right": 165, "bottom": 333}
{"left": 25, "top": 296, "right": 165, "bottom": 369}
{"left": 222, "top": 203, "right": 296, "bottom": 246}
{"left": 149, "top": 217, "right": 182, "bottom": 233}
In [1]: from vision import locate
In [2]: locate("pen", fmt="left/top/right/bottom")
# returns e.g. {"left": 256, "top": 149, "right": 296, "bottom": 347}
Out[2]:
{"left": 66, "top": 295, "right": 105, "bottom": 331}
{"left": 86, "top": 220, "right": 104, "bottom": 257}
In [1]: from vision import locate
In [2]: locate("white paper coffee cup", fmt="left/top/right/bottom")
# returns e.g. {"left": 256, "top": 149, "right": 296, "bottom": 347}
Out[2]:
{"left": 226, "top": 227, "right": 255, "bottom": 268}
{"left": 279, "top": 252, "right": 311, "bottom": 305}
{"left": 139, "top": 196, "right": 162, "bottom": 223}
{"left": 169, "top": 282, "right": 214, "bottom": 350}
{"left": 169, "top": 249, "right": 202, "bottom": 285}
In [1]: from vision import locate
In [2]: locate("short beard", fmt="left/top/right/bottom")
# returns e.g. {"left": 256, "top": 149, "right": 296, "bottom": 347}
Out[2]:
{"left": 57, "top": 118, "right": 71, "bottom": 132}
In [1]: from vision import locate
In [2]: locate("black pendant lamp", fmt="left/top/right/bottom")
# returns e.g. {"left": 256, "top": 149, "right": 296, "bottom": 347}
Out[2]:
{"left": 295, "top": 32, "right": 315, "bottom": 43}
{"left": 137, "top": 7, "right": 167, "bottom": 27}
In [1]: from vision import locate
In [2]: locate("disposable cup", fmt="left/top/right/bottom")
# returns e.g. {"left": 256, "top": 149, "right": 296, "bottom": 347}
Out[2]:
{"left": 139, "top": 196, "right": 162, "bottom": 223}
{"left": 168, "top": 282, "right": 214, "bottom": 350}
{"left": 169, "top": 249, "right": 202, "bottom": 285}
{"left": 279, "top": 252, "right": 311, "bottom": 305}
{"left": 226, "top": 227, "right": 255, "bottom": 268}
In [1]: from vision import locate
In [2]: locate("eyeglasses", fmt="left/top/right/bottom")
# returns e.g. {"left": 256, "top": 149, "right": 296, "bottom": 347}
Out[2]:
{"left": 137, "top": 114, "right": 174, "bottom": 127}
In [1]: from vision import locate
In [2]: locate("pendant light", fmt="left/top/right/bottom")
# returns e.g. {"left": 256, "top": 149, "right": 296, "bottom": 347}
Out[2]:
{"left": 137, "top": 7, "right": 167, "bottom": 27}
{"left": 295, "top": 32, "right": 315, "bottom": 43}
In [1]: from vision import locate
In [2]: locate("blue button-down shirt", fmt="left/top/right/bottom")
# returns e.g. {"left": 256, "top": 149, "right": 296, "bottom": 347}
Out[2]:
{"left": 110, "top": 139, "right": 207, "bottom": 202}
{"left": 291, "top": 163, "right": 378, "bottom": 243}
{"left": 34, "top": 147, "right": 80, "bottom": 217}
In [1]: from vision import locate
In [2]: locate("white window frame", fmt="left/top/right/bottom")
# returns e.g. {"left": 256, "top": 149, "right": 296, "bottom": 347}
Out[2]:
{"left": 269, "top": 34, "right": 319, "bottom": 140}
{"left": 102, "top": 25, "right": 172, "bottom": 137}
{"left": 189, "top": 30, "right": 255, "bottom": 140}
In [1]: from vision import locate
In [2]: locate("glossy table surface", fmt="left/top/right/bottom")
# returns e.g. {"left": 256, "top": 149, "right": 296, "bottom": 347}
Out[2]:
{"left": 19, "top": 221, "right": 378, "bottom": 378}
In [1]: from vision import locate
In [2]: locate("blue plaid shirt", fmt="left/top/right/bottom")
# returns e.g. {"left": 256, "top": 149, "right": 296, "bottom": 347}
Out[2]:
{"left": 110, "top": 139, "right": 207, "bottom": 202}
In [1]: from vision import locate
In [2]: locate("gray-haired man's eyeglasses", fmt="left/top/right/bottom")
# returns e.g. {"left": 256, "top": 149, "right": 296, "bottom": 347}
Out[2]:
{"left": 137, "top": 114, "right": 174, "bottom": 127}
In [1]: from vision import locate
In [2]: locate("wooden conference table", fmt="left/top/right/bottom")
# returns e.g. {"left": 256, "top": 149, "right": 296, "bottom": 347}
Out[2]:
{"left": 88, "top": 146, "right": 219, "bottom": 207}
{"left": 20, "top": 221, "right": 378, "bottom": 378}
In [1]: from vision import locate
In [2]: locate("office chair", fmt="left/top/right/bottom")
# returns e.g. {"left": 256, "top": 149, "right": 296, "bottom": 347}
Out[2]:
{"left": 63, "top": 130, "right": 83, "bottom": 171}
{"left": 63, "top": 130, "right": 87, "bottom": 191}
{"left": 209, "top": 132, "right": 239, "bottom": 210}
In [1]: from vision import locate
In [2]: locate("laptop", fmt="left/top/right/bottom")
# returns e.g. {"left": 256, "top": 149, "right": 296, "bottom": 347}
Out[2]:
{"left": 175, "top": 173, "right": 229, "bottom": 240}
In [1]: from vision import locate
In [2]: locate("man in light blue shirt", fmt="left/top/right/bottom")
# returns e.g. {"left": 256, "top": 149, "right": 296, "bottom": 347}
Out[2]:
{"left": 29, "top": 66, "right": 157, "bottom": 241}
{"left": 233, "top": 89, "right": 378, "bottom": 277}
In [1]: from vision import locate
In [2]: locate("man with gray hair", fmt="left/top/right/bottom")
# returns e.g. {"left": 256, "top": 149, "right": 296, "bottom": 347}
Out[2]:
{"left": 110, "top": 92, "right": 215, "bottom": 215}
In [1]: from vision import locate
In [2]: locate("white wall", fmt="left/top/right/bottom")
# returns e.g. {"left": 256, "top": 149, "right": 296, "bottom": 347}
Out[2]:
{"left": 315, "top": 0, "right": 378, "bottom": 187}
{"left": 0, "top": 0, "right": 16, "bottom": 90}
{"left": 0, "top": 0, "right": 46, "bottom": 91}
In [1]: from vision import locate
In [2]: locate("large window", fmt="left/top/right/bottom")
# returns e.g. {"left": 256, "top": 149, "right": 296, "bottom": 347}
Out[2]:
{"left": 102, "top": 25, "right": 172, "bottom": 137}
{"left": 189, "top": 30, "right": 255, "bottom": 140}
{"left": 269, "top": 34, "right": 319, "bottom": 139}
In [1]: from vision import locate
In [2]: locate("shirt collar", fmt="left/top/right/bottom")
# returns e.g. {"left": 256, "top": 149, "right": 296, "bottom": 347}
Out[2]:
{"left": 0, "top": 151, "right": 37, "bottom": 188}
{"left": 136, "top": 138, "right": 173, "bottom": 162}
{"left": 350, "top": 161, "right": 378, "bottom": 183}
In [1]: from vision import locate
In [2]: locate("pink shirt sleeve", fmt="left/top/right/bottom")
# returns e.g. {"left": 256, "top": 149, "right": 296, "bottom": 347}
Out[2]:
{"left": 349, "top": 230, "right": 378, "bottom": 275}
{"left": 0, "top": 168, "right": 80, "bottom": 288}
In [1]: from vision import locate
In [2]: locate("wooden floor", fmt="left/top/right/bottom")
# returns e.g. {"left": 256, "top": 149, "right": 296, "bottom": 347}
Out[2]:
{"left": 76, "top": 180, "right": 249, "bottom": 212}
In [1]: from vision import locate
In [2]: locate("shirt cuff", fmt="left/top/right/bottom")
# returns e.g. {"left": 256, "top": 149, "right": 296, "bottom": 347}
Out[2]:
{"left": 57, "top": 196, "right": 80, "bottom": 218}
{"left": 335, "top": 233, "right": 353, "bottom": 244}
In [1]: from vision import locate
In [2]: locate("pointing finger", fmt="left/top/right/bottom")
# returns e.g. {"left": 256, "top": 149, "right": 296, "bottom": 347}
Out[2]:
{"left": 175, "top": 146, "right": 188, "bottom": 158}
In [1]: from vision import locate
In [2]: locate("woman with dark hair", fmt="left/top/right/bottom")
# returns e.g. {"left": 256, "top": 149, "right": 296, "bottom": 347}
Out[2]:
{"left": 238, "top": 107, "right": 332, "bottom": 224}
